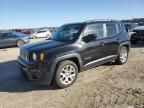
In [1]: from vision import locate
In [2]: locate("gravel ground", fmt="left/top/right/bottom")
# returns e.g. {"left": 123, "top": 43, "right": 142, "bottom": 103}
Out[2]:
{"left": 0, "top": 39, "right": 144, "bottom": 108}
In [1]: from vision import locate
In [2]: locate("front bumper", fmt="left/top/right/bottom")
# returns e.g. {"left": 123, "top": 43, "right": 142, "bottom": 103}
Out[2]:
{"left": 17, "top": 57, "right": 52, "bottom": 85}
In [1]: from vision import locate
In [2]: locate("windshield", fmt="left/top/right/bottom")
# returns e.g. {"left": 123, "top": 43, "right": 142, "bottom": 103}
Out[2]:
{"left": 51, "top": 24, "right": 83, "bottom": 41}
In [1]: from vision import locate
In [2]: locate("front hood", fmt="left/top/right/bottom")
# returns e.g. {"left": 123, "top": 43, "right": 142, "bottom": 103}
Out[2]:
{"left": 21, "top": 39, "right": 67, "bottom": 51}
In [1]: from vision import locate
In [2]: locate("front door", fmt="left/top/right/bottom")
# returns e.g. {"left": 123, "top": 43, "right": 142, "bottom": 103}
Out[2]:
{"left": 81, "top": 23, "right": 107, "bottom": 67}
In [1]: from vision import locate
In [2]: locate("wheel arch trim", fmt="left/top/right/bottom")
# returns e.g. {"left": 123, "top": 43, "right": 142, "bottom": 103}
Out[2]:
{"left": 48, "top": 53, "right": 82, "bottom": 84}
{"left": 118, "top": 41, "right": 130, "bottom": 55}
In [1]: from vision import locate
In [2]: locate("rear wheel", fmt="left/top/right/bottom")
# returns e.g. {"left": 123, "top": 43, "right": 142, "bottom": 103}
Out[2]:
{"left": 116, "top": 46, "right": 128, "bottom": 65}
{"left": 17, "top": 40, "right": 24, "bottom": 47}
{"left": 54, "top": 60, "right": 78, "bottom": 89}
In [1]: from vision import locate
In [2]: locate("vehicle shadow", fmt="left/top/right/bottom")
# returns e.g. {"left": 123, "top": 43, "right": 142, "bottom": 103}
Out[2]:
{"left": 102, "top": 62, "right": 117, "bottom": 66}
{"left": 0, "top": 60, "right": 56, "bottom": 93}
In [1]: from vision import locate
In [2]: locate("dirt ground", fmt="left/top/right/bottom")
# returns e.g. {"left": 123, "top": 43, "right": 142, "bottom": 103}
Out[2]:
{"left": 0, "top": 43, "right": 144, "bottom": 108}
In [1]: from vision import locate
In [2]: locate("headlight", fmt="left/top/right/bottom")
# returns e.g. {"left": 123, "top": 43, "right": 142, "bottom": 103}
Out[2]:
{"left": 32, "top": 53, "right": 37, "bottom": 61}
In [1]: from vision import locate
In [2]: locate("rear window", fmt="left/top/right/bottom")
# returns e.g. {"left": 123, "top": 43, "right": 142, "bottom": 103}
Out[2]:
{"left": 106, "top": 23, "right": 117, "bottom": 37}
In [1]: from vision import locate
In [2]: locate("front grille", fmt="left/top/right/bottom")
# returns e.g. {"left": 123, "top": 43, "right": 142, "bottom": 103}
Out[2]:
{"left": 20, "top": 50, "right": 29, "bottom": 61}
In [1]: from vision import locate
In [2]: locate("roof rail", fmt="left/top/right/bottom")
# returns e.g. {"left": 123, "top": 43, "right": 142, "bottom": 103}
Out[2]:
{"left": 85, "top": 19, "right": 120, "bottom": 23}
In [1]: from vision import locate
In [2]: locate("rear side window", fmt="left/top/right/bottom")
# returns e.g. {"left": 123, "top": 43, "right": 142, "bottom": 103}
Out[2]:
{"left": 84, "top": 23, "right": 104, "bottom": 39}
{"left": 122, "top": 24, "right": 127, "bottom": 33}
{"left": 117, "top": 23, "right": 122, "bottom": 33}
{"left": 106, "top": 23, "right": 117, "bottom": 37}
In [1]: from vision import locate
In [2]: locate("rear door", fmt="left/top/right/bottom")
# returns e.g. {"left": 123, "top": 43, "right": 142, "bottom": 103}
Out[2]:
{"left": 2, "top": 33, "right": 17, "bottom": 46}
{"left": 104, "top": 23, "right": 121, "bottom": 56}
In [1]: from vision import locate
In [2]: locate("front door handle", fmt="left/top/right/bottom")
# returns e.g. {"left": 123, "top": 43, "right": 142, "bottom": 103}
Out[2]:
{"left": 100, "top": 41, "right": 105, "bottom": 46}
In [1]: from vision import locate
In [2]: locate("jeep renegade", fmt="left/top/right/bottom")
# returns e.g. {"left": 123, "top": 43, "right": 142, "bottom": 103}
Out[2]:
{"left": 17, "top": 20, "right": 130, "bottom": 88}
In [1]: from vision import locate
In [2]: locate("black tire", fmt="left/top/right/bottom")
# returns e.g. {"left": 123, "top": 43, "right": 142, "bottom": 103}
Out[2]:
{"left": 17, "top": 40, "right": 24, "bottom": 47}
{"left": 115, "top": 46, "right": 128, "bottom": 65}
{"left": 131, "top": 39, "right": 138, "bottom": 44}
{"left": 54, "top": 60, "right": 78, "bottom": 89}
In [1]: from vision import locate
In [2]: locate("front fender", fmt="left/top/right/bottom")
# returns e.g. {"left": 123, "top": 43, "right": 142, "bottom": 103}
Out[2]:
{"left": 47, "top": 53, "right": 82, "bottom": 85}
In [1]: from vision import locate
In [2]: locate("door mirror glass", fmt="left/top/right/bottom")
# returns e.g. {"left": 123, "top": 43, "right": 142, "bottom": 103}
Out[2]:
{"left": 82, "top": 34, "right": 96, "bottom": 42}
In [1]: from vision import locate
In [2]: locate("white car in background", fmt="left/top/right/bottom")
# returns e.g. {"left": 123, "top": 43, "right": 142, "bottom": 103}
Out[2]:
{"left": 31, "top": 30, "right": 51, "bottom": 39}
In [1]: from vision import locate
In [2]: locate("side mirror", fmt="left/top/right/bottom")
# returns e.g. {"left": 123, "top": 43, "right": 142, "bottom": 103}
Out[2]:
{"left": 82, "top": 34, "right": 96, "bottom": 42}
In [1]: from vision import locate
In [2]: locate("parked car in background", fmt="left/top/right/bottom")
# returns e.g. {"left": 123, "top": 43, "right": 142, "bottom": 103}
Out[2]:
{"left": 30, "top": 30, "right": 51, "bottom": 39}
{"left": 18, "top": 20, "right": 130, "bottom": 88}
{"left": 15, "top": 29, "right": 32, "bottom": 35}
{"left": 130, "top": 26, "right": 144, "bottom": 44}
{"left": 0, "top": 32, "right": 29, "bottom": 48}
{"left": 124, "top": 23, "right": 139, "bottom": 32}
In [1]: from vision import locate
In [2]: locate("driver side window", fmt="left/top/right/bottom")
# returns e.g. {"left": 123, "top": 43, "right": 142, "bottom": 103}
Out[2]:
{"left": 84, "top": 23, "right": 104, "bottom": 39}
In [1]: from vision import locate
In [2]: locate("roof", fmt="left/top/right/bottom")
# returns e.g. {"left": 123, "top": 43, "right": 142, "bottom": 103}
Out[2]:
{"left": 64, "top": 19, "right": 121, "bottom": 25}
{"left": 84, "top": 19, "right": 120, "bottom": 23}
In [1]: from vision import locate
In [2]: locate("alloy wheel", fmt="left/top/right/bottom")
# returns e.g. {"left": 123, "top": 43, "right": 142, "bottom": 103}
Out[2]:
{"left": 120, "top": 47, "right": 128, "bottom": 63}
{"left": 59, "top": 65, "right": 76, "bottom": 85}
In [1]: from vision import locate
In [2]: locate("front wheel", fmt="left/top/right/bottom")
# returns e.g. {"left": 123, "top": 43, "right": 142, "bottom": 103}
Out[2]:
{"left": 54, "top": 60, "right": 78, "bottom": 89}
{"left": 115, "top": 46, "right": 128, "bottom": 65}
